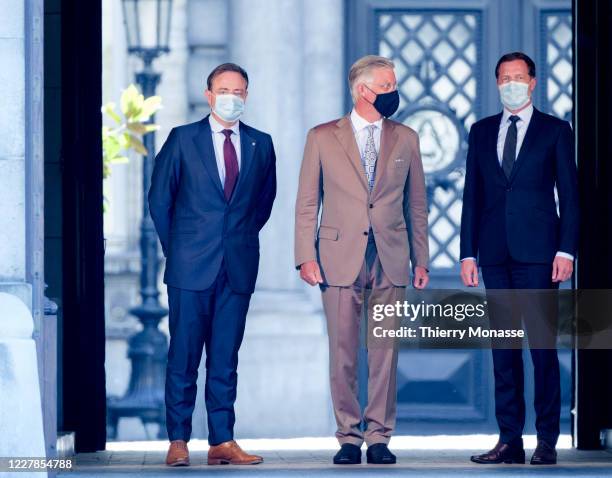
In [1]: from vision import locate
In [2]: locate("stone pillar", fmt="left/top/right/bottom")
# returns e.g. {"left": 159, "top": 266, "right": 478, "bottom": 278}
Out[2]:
{"left": 190, "top": 0, "right": 345, "bottom": 438}
{"left": 0, "top": 0, "right": 48, "bottom": 464}
{"left": 186, "top": 0, "right": 230, "bottom": 121}
{"left": 0, "top": 293, "right": 46, "bottom": 477}
{"left": 230, "top": 0, "right": 305, "bottom": 290}
{"left": 0, "top": 0, "right": 29, "bottom": 305}
{"left": 301, "top": 0, "right": 345, "bottom": 304}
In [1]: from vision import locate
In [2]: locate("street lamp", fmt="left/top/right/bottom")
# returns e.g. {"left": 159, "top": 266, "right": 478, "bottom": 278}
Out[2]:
{"left": 107, "top": 0, "right": 173, "bottom": 440}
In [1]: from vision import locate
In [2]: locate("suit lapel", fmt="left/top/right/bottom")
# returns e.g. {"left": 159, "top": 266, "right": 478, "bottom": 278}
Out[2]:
{"left": 333, "top": 116, "right": 368, "bottom": 191}
{"left": 508, "top": 107, "right": 542, "bottom": 183}
{"left": 488, "top": 112, "right": 508, "bottom": 185}
{"left": 192, "top": 116, "right": 225, "bottom": 199}
{"left": 231, "top": 123, "right": 256, "bottom": 204}
{"left": 372, "top": 118, "right": 399, "bottom": 197}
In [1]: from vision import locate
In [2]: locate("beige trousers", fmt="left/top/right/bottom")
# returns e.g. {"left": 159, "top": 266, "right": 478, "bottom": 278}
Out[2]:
{"left": 321, "top": 233, "right": 404, "bottom": 446}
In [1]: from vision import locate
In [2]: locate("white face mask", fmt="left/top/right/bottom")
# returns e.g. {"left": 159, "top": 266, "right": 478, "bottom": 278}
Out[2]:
{"left": 213, "top": 94, "right": 245, "bottom": 123}
{"left": 498, "top": 81, "right": 531, "bottom": 110}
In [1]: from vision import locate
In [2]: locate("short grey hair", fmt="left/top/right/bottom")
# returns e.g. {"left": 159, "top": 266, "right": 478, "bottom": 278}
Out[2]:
{"left": 348, "top": 55, "right": 395, "bottom": 103}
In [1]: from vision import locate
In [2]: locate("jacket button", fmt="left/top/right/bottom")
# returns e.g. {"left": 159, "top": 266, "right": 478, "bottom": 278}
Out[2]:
{"left": 506, "top": 187, "right": 512, "bottom": 192}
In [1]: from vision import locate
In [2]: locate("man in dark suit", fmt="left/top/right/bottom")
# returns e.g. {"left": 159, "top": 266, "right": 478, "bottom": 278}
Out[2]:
{"left": 460, "top": 52, "right": 578, "bottom": 465}
{"left": 149, "top": 63, "right": 276, "bottom": 467}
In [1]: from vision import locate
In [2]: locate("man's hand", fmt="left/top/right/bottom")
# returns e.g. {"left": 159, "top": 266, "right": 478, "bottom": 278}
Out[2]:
{"left": 461, "top": 259, "right": 479, "bottom": 287}
{"left": 552, "top": 256, "right": 573, "bottom": 282}
{"left": 299, "top": 260, "right": 323, "bottom": 286}
{"left": 413, "top": 266, "right": 429, "bottom": 289}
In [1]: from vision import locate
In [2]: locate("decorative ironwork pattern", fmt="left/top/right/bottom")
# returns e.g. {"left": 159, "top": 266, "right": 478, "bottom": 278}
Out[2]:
{"left": 542, "top": 12, "right": 572, "bottom": 121}
{"left": 378, "top": 11, "right": 481, "bottom": 268}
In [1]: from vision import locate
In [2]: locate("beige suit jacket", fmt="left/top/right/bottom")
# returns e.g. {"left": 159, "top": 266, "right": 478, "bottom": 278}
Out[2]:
{"left": 294, "top": 114, "right": 429, "bottom": 287}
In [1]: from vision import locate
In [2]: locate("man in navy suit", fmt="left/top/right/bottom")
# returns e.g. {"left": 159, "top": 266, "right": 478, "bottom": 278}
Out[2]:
{"left": 149, "top": 63, "right": 276, "bottom": 467}
{"left": 460, "top": 52, "right": 578, "bottom": 466}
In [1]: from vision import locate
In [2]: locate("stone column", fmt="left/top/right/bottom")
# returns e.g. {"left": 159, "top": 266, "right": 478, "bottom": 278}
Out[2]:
{"left": 0, "top": 0, "right": 47, "bottom": 468}
{"left": 230, "top": 0, "right": 306, "bottom": 291}
{"left": 192, "top": 0, "right": 345, "bottom": 438}
{"left": 0, "top": 0, "right": 28, "bottom": 305}
{"left": 0, "top": 294, "right": 46, "bottom": 476}
{"left": 301, "top": 0, "right": 345, "bottom": 304}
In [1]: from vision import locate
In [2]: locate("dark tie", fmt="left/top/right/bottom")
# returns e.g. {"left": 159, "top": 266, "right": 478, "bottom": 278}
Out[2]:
{"left": 502, "top": 115, "right": 520, "bottom": 179}
{"left": 222, "top": 129, "right": 239, "bottom": 201}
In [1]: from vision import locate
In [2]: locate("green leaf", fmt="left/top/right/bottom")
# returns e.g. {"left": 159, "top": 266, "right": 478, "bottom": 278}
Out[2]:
{"left": 119, "top": 132, "right": 131, "bottom": 150}
{"left": 129, "top": 136, "right": 148, "bottom": 155}
{"left": 143, "top": 124, "right": 160, "bottom": 133}
{"left": 138, "top": 96, "right": 162, "bottom": 121}
{"left": 103, "top": 135, "right": 121, "bottom": 159}
{"left": 127, "top": 122, "right": 161, "bottom": 134}
{"left": 126, "top": 122, "right": 148, "bottom": 135}
{"left": 120, "top": 84, "right": 140, "bottom": 115}
{"left": 102, "top": 102, "right": 122, "bottom": 124}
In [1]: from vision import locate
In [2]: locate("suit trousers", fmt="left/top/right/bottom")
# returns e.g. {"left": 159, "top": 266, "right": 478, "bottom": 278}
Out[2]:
{"left": 481, "top": 259, "right": 561, "bottom": 447}
{"left": 165, "top": 260, "right": 251, "bottom": 445}
{"left": 320, "top": 232, "right": 404, "bottom": 446}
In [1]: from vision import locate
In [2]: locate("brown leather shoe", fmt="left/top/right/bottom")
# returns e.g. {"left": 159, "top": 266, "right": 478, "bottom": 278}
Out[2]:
{"left": 166, "top": 440, "right": 190, "bottom": 467}
{"left": 208, "top": 440, "right": 263, "bottom": 465}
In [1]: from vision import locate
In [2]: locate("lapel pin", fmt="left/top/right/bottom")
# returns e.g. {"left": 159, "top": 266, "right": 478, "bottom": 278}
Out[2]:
{"left": 252, "top": 141, "right": 256, "bottom": 146}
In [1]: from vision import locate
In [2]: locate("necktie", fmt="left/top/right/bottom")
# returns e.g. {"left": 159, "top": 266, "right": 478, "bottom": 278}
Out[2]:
{"left": 502, "top": 115, "right": 520, "bottom": 179}
{"left": 363, "top": 124, "right": 378, "bottom": 191}
{"left": 222, "top": 129, "right": 239, "bottom": 201}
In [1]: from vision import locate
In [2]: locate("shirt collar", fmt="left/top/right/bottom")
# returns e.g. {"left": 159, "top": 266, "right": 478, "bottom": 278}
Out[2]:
{"left": 350, "top": 108, "right": 383, "bottom": 133}
{"left": 209, "top": 113, "right": 240, "bottom": 135}
{"left": 502, "top": 102, "right": 534, "bottom": 125}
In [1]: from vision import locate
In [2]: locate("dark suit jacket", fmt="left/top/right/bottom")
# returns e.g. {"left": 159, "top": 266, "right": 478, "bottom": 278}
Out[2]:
{"left": 460, "top": 107, "right": 578, "bottom": 265}
{"left": 148, "top": 115, "right": 277, "bottom": 293}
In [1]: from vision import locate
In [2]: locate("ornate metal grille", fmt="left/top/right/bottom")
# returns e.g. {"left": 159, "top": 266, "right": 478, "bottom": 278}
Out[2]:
{"left": 378, "top": 11, "right": 481, "bottom": 268}
{"left": 542, "top": 12, "right": 572, "bottom": 120}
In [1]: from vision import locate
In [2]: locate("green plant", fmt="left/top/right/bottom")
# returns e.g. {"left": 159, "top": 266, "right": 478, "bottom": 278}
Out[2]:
{"left": 102, "top": 83, "right": 162, "bottom": 179}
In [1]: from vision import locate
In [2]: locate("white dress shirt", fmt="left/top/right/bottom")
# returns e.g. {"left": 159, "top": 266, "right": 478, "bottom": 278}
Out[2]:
{"left": 350, "top": 109, "right": 383, "bottom": 158}
{"left": 497, "top": 103, "right": 533, "bottom": 164}
{"left": 461, "top": 102, "right": 573, "bottom": 262}
{"left": 209, "top": 113, "right": 241, "bottom": 185}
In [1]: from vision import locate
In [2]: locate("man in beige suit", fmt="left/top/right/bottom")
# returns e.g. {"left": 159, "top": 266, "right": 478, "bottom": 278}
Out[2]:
{"left": 294, "top": 55, "right": 429, "bottom": 465}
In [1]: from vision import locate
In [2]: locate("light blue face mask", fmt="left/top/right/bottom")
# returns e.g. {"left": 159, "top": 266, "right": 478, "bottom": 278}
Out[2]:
{"left": 498, "top": 81, "right": 531, "bottom": 110}
{"left": 213, "top": 94, "right": 245, "bottom": 123}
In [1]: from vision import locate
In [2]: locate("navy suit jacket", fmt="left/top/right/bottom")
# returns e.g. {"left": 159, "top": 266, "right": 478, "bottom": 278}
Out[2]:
{"left": 460, "top": 107, "right": 578, "bottom": 265}
{"left": 148, "top": 116, "right": 276, "bottom": 293}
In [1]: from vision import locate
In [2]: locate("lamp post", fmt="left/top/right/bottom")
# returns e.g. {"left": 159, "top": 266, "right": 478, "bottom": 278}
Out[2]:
{"left": 107, "top": 0, "right": 173, "bottom": 440}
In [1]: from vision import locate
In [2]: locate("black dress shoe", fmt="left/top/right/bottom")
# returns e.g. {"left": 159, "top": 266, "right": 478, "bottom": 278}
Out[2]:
{"left": 530, "top": 440, "right": 557, "bottom": 465}
{"left": 333, "top": 443, "right": 361, "bottom": 465}
{"left": 366, "top": 443, "right": 396, "bottom": 464}
{"left": 470, "top": 440, "right": 525, "bottom": 464}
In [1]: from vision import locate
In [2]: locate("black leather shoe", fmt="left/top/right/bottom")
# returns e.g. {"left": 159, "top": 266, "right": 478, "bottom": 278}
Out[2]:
{"left": 333, "top": 443, "right": 361, "bottom": 465}
{"left": 470, "top": 440, "right": 525, "bottom": 464}
{"left": 530, "top": 440, "right": 557, "bottom": 465}
{"left": 366, "top": 443, "right": 396, "bottom": 464}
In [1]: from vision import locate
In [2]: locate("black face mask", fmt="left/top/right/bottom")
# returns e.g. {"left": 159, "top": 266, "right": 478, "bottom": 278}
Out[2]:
{"left": 370, "top": 89, "right": 400, "bottom": 118}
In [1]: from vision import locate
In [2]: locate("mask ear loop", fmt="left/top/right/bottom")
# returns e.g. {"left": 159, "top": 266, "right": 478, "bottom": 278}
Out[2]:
{"left": 362, "top": 84, "right": 378, "bottom": 105}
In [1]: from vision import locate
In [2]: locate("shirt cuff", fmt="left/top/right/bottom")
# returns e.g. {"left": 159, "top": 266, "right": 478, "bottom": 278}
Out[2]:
{"left": 460, "top": 257, "right": 477, "bottom": 262}
{"left": 555, "top": 251, "right": 574, "bottom": 261}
